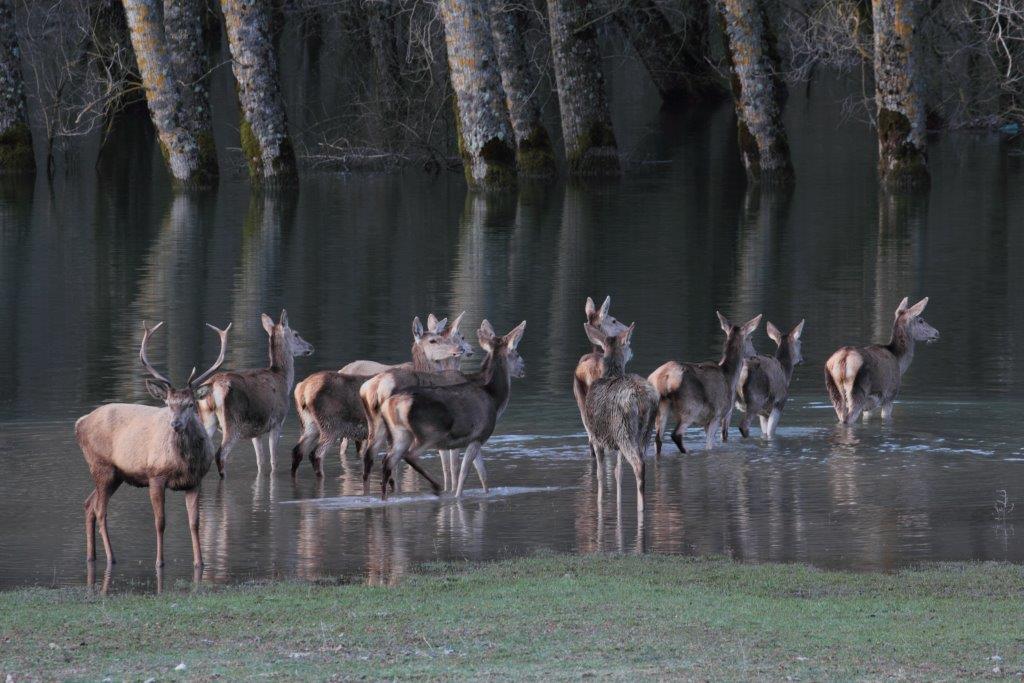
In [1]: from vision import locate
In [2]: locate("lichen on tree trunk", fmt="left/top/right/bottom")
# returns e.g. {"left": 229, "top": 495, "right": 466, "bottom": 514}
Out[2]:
{"left": 0, "top": 0, "right": 35, "bottom": 173}
{"left": 609, "top": 0, "right": 725, "bottom": 108}
{"left": 872, "top": 0, "right": 929, "bottom": 189}
{"left": 123, "top": 0, "right": 213, "bottom": 187}
{"left": 546, "top": 0, "right": 620, "bottom": 177}
{"left": 164, "top": 0, "right": 218, "bottom": 180}
{"left": 717, "top": 0, "right": 793, "bottom": 186}
{"left": 490, "top": 0, "right": 556, "bottom": 177}
{"left": 440, "top": 0, "right": 517, "bottom": 190}
{"left": 221, "top": 0, "right": 298, "bottom": 185}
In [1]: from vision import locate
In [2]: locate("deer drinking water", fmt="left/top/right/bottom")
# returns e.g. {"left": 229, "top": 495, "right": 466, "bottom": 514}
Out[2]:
{"left": 573, "top": 296, "right": 630, "bottom": 459}
{"left": 648, "top": 312, "right": 762, "bottom": 453}
{"left": 582, "top": 322, "right": 658, "bottom": 513}
{"left": 825, "top": 297, "right": 938, "bottom": 424}
{"left": 735, "top": 320, "right": 805, "bottom": 439}
{"left": 291, "top": 315, "right": 464, "bottom": 478}
{"left": 379, "top": 320, "right": 526, "bottom": 499}
{"left": 198, "top": 310, "right": 313, "bottom": 476}
{"left": 75, "top": 321, "right": 230, "bottom": 567}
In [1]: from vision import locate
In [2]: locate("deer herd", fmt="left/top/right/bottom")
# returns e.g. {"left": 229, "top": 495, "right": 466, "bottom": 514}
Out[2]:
{"left": 75, "top": 295, "right": 938, "bottom": 568}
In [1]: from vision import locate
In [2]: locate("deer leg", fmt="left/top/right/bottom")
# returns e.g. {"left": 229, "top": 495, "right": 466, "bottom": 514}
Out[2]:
{"left": 148, "top": 478, "right": 167, "bottom": 568}
{"left": 705, "top": 419, "right": 721, "bottom": 451}
{"left": 291, "top": 430, "right": 316, "bottom": 476}
{"left": 758, "top": 415, "right": 768, "bottom": 435}
{"left": 653, "top": 401, "right": 668, "bottom": 457}
{"left": 739, "top": 412, "right": 752, "bottom": 439}
{"left": 84, "top": 490, "right": 97, "bottom": 562}
{"left": 440, "top": 450, "right": 450, "bottom": 492}
{"left": 185, "top": 487, "right": 203, "bottom": 568}
{"left": 455, "top": 443, "right": 482, "bottom": 497}
{"left": 339, "top": 438, "right": 349, "bottom": 462}
{"left": 472, "top": 450, "right": 488, "bottom": 493}
{"left": 267, "top": 424, "right": 282, "bottom": 472}
{"left": 94, "top": 477, "right": 120, "bottom": 566}
{"left": 252, "top": 437, "right": 267, "bottom": 473}
{"left": 671, "top": 417, "right": 688, "bottom": 454}
{"left": 880, "top": 402, "right": 894, "bottom": 420}
{"left": 593, "top": 445, "right": 606, "bottom": 482}
{"left": 627, "top": 448, "right": 645, "bottom": 514}
{"left": 361, "top": 445, "right": 375, "bottom": 493}
{"left": 721, "top": 406, "right": 733, "bottom": 442}
{"left": 614, "top": 451, "right": 624, "bottom": 501}
{"left": 216, "top": 431, "right": 239, "bottom": 479}
{"left": 402, "top": 449, "right": 442, "bottom": 496}
{"left": 310, "top": 435, "right": 333, "bottom": 478}
{"left": 765, "top": 408, "right": 782, "bottom": 439}
{"left": 382, "top": 433, "right": 413, "bottom": 500}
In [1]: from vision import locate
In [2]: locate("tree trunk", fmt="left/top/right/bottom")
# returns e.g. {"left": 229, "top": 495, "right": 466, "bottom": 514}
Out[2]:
{"left": 717, "top": 0, "right": 793, "bottom": 185}
{"left": 0, "top": 0, "right": 34, "bottom": 173}
{"left": 439, "top": 0, "right": 517, "bottom": 190}
{"left": 546, "top": 0, "right": 619, "bottom": 176}
{"left": 220, "top": 0, "right": 298, "bottom": 184}
{"left": 364, "top": 0, "right": 404, "bottom": 125}
{"left": 871, "top": 0, "right": 928, "bottom": 188}
{"left": 610, "top": 0, "right": 724, "bottom": 107}
{"left": 123, "top": 0, "right": 213, "bottom": 187}
{"left": 164, "top": 0, "right": 217, "bottom": 180}
{"left": 490, "top": 0, "right": 556, "bottom": 177}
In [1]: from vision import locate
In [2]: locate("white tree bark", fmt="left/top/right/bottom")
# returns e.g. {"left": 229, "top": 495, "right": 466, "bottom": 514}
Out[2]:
{"left": 221, "top": 0, "right": 298, "bottom": 184}
{"left": 123, "top": 0, "right": 212, "bottom": 186}
{"left": 546, "top": 0, "right": 619, "bottom": 176}
{"left": 164, "top": 0, "right": 217, "bottom": 179}
{"left": 0, "top": 0, "right": 34, "bottom": 172}
{"left": 440, "top": 0, "right": 517, "bottom": 189}
{"left": 872, "top": 0, "right": 929, "bottom": 188}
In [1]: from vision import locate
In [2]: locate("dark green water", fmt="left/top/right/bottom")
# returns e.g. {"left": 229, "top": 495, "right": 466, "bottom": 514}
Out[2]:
{"left": 2, "top": 89, "right": 1023, "bottom": 591}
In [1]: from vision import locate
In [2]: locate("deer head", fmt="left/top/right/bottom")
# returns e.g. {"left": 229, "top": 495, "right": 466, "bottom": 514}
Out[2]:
{"left": 414, "top": 315, "right": 465, "bottom": 362}
{"left": 766, "top": 319, "right": 806, "bottom": 366}
{"left": 478, "top": 320, "right": 526, "bottom": 378}
{"left": 585, "top": 295, "right": 629, "bottom": 338}
{"left": 584, "top": 321, "right": 635, "bottom": 375}
{"left": 894, "top": 297, "right": 939, "bottom": 343}
{"left": 141, "top": 321, "right": 231, "bottom": 433}
{"left": 261, "top": 309, "right": 314, "bottom": 357}
{"left": 717, "top": 311, "right": 763, "bottom": 361}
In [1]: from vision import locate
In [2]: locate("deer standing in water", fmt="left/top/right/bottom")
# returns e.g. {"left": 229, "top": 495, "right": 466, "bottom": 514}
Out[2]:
{"left": 198, "top": 310, "right": 313, "bottom": 476}
{"left": 648, "top": 312, "right": 762, "bottom": 453}
{"left": 583, "top": 322, "right": 658, "bottom": 513}
{"left": 292, "top": 316, "right": 464, "bottom": 478}
{"left": 825, "top": 297, "right": 938, "bottom": 424}
{"left": 379, "top": 320, "right": 526, "bottom": 499}
{"left": 573, "top": 296, "right": 630, "bottom": 459}
{"left": 735, "top": 320, "right": 805, "bottom": 439}
{"left": 75, "top": 321, "right": 230, "bottom": 567}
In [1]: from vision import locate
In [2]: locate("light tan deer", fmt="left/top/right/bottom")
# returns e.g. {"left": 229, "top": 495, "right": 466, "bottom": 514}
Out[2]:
{"left": 573, "top": 296, "right": 630, "bottom": 458}
{"left": 198, "top": 310, "right": 313, "bottom": 476}
{"left": 75, "top": 321, "right": 230, "bottom": 568}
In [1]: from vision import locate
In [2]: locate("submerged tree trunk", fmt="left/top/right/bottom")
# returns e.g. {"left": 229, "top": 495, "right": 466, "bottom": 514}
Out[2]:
{"left": 220, "top": 0, "right": 298, "bottom": 184}
{"left": 0, "top": 0, "right": 34, "bottom": 173}
{"left": 716, "top": 0, "right": 793, "bottom": 185}
{"left": 871, "top": 0, "right": 928, "bottom": 189}
{"left": 123, "top": 0, "right": 214, "bottom": 187}
{"left": 439, "top": 0, "right": 517, "bottom": 190}
{"left": 610, "top": 0, "right": 724, "bottom": 107}
{"left": 490, "top": 0, "right": 556, "bottom": 177}
{"left": 164, "top": 0, "right": 217, "bottom": 181}
{"left": 546, "top": 0, "right": 619, "bottom": 177}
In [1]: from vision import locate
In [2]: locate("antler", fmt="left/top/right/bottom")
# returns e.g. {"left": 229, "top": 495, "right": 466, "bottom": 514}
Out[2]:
{"left": 140, "top": 321, "right": 172, "bottom": 386}
{"left": 188, "top": 323, "right": 232, "bottom": 387}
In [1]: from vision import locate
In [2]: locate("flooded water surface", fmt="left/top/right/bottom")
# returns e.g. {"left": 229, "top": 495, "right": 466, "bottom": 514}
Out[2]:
{"left": 2, "top": 95, "right": 1024, "bottom": 591}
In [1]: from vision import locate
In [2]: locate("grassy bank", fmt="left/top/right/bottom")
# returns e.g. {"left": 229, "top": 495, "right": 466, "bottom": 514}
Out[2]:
{"left": 1, "top": 555, "right": 1022, "bottom": 680}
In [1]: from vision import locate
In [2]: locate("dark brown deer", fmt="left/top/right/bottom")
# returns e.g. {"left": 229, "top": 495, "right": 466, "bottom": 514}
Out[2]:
{"left": 199, "top": 310, "right": 313, "bottom": 476}
{"left": 75, "top": 321, "right": 230, "bottom": 567}
{"left": 583, "top": 322, "right": 658, "bottom": 513}
{"left": 735, "top": 320, "right": 805, "bottom": 439}
{"left": 379, "top": 320, "right": 526, "bottom": 499}
{"left": 648, "top": 312, "right": 762, "bottom": 453}
{"left": 573, "top": 296, "right": 629, "bottom": 459}
{"left": 825, "top": 297, "right": 938, "bottom": 424}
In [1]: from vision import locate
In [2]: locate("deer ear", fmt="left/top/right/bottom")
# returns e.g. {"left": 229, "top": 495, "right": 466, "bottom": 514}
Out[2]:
{"left": 412, "top": 316, "right": 425, "bottom": 340}
{"left": 433, "top": 317, "right": 449, "bottom": 334}
{"left": 791, "top": 319, "right": 806, "bottom": 340}
{"left": 478, "top": 319, "right": 496, "bottom": 351}
{"left": 584, "top": 297, "right": 596, "bottom": 319}
{"left": 584, "top": 323, "right": 606, "bottom": 349}
{"left": 145, "top": 379, "right": 169, "bottom": 401}
{"left": 450, "top": 311, "right": 466, "bottom": 333}
{"left": 716, "top": 311, "right": 731, "bottom": 333}
{"left": 426, "top": 313, "right": 439, "bottom": 332}
{"left": 599, "top": 296, "right": 611, "bottom": 319}
{"left": 766, "top": 321, "right": 783, "bottom": 345}
{"left": 261, "top": 313, "right": 275, "bottom": 336}
{"left": 906, "top": 297, "right": 929, "bottom": 317}
{"left": 741, "top": 314, "right": 763, "bottom": 337}
{"left": 506, "top": 321, "right": 526, "bottom": 350}
{"left": 279, "top": 309, "right": 288, "bottom": 327}
{"left": 895, "top": 297, "right": 910, "bottom": 316}
{"left": 619, "top": 322, "right": 635, "bottom": 346}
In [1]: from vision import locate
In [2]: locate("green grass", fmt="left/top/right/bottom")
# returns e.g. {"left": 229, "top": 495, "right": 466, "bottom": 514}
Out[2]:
{"left": 1, "top": 554, "right": 1022, "bottom": 680}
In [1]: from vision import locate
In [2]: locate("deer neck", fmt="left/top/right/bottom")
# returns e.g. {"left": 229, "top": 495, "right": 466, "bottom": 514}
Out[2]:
{"left": 268, "top": 333, "right": 294, "bottom": 388}
{"left": 886, "top": 321, "right": 916, "bottom": 375}
{"left": 482, "top": 353, "right": 512, "bottom": 415}
{"left": 775, "top": 343, "right": 796, "bottom": 380}
{"left": 599, "top": 350, "right": 627, "bottom": 378}
{"left": 719, "top": 340, "right": 746, "bottom": 393}
{"left": 174, "top": 415, "right": 211, "bottom": 477}
{"left": 410, "top": 343, "right": 442, "bottom": 372}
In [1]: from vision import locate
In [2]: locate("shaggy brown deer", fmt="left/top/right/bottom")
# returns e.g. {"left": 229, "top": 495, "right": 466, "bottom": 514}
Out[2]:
{"left": 573, "top": 296, "right": 629, "bottom": 458}
{"left": 75, "top": 321, "right": 230, "bottom": 567}
{"left": 735, "top": 320, "right": 805, "bottom": 439}
{"left": 379, "top": 320, "right": 526, "bottom": 499}
{"left": 649, "top": 312, "right": 762, "bottom": 453}
{"left": 825, "top": 297, "right": 938, "bottom": 424}
{"left": 583, "top": 322, "right": 658, "bottom": 513}
{"left": 198, "top": 310, "right": 313, "bottom": 476}
{"left": 292, "top": 316, "right": 464, "bottom": 478}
